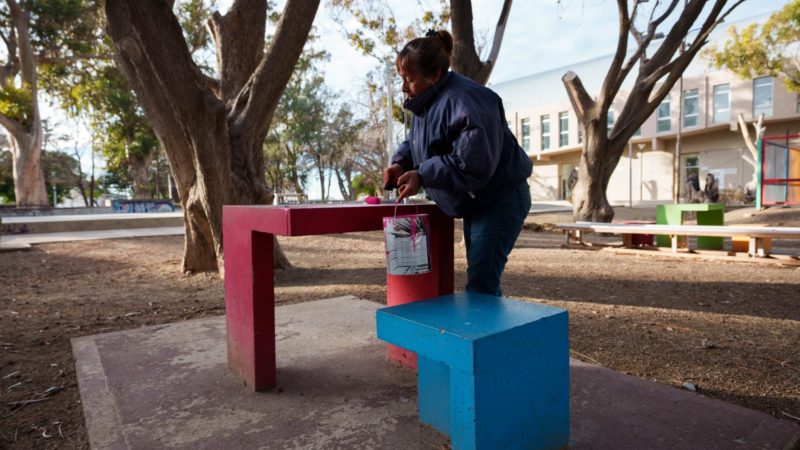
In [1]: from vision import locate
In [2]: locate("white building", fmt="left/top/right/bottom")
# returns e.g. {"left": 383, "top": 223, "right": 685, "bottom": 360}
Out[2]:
{"left": 491, "top": 12, "right": 800, "bottom": 206}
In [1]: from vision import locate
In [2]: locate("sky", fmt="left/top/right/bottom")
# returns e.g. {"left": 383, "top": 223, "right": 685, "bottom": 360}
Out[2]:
{"left": 311, "top": 0, "right": 789, "bottom": 95}
{"left": 41, "top": 0, "right": 791, "bottom": 200}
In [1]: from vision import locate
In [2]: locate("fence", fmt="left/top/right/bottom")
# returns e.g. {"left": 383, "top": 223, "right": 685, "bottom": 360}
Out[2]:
{"left": 760, "top": 135, "right": 800, "bottom": 206}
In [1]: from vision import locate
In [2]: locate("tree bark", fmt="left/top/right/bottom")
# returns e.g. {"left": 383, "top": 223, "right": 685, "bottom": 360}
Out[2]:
{"left": 130, "top": 153, "right": 153, "bottom": 199}
{"left": 8, "top": 128, "right": 46, "bottom": 206}
{"left": 105, "top": 0, "right": 319, "bottom": 273}
{"left": 1, "top": 0, "right": 47, "bottom": 207}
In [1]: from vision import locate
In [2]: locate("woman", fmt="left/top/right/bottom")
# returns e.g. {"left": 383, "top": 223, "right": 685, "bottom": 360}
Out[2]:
{"left": 383, "top": 29, "right": 532, "bottom": 296}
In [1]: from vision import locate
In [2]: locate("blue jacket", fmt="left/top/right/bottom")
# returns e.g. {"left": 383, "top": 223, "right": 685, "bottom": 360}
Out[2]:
{"left": 392, "top": 71, "right": 532, "bottom": 217}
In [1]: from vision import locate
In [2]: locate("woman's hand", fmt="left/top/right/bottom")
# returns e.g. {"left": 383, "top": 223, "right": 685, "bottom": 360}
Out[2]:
{"left": 396, "top": 170, "right": 421, "bottom": 201}
{"left": 383, "top": 163, "right": 404, "bottom": 190}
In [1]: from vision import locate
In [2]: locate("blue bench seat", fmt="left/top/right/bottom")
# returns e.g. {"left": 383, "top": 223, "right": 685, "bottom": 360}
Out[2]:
{"left": 376, "top": 292, "right": 569, "bottom": 450}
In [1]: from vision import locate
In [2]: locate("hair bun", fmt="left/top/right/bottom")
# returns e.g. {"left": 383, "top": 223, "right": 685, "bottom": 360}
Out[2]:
{"left": 434, "top": 29, "right": 453, "bottom": 56}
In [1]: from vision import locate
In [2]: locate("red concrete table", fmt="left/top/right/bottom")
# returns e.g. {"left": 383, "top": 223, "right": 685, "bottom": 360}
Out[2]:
{"left": 223, "top": 204, "right": 454, "bottom": 391}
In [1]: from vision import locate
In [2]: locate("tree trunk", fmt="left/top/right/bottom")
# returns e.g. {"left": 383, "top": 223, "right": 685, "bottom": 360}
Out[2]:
{"left": 9, "top": 129, "right": 47, "bottom": 206}
{"left": 0, "top": 0, "right": 48, "bottom": 207}
{"left": 571, "top": 121, "right": 619, "bottom": 222}
{"left": 130, "top": 153, "right": 153, "bottom": 199}
{"left": 105, "top": 0, "right": 318, "bottom": 273}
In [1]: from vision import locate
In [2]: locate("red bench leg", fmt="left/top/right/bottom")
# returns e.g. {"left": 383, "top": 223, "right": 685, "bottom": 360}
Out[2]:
{"left": 225, "top": 227, "right": 276, "bottom": 391}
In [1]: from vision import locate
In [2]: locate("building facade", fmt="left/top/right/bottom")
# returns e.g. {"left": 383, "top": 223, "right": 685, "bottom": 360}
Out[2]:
{"left": 491, "top": 15, "right": 800, "bottom": 206}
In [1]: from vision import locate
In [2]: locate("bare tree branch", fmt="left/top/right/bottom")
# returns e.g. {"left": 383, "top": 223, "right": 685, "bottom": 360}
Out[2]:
{"left": 562, "top": 71, "right": 595, "bottom": 126}
{"left": 0, "top": 110, "right": 24, "bottom": 139}
{"left": 598, "top": 1, "right": 630, "bottom": 110}
{"left": 231, "top": 0, "right": 321, "bottom": 136}
{"left": 484, "top": 0, "right": 513, "bottom": 68}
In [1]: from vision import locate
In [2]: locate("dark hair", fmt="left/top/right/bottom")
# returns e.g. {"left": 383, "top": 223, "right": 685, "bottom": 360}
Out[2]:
{"left": 396, "top": 29, "right": 453, "bottom": 78}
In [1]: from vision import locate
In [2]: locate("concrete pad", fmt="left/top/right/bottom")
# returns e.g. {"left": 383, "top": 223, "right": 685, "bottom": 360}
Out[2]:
{"left": 73, "top": 297, "right": 800, "bottom": 450}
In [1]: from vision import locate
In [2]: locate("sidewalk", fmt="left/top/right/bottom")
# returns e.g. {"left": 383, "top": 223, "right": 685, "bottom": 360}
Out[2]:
{"left": 0, "top": 226, "right": 184, "bottom": 251}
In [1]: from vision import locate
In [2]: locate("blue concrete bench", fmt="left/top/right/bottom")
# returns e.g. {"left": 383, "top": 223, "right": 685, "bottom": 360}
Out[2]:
{"left": 376, "top": 293, "right": 569, "bottom": 450}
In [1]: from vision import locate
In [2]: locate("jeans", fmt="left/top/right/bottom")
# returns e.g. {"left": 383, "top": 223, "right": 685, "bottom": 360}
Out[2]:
{"left": 463, "top": 182, "right": 531, "bottom": 296}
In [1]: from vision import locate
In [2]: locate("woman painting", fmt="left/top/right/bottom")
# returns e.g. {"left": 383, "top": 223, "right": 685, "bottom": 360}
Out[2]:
{"left": 384, "top": 29, "right": 532, "bottom": 296}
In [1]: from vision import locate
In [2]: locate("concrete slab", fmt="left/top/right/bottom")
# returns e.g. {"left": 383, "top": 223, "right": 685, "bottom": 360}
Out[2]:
{"left": 73, "top": 296, "right": 800, "bottom": 450}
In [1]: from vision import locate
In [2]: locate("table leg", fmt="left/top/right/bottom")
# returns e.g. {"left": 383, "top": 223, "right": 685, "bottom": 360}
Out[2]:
{"left": 697, "top": 209, "right": 724, "bottom": 250}
{"left": 225, "top": 228, "right": 276, "bottom": 391}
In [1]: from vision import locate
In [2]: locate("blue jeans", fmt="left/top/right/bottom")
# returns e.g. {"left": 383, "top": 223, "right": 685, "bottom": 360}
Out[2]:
{"left": 463, "top": 182, "right": 531, "bottom": 296}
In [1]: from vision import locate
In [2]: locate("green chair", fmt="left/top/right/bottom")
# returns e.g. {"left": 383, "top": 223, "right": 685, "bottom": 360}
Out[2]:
{"left": 655, "top": 203, "right": 724, "bottom": 250}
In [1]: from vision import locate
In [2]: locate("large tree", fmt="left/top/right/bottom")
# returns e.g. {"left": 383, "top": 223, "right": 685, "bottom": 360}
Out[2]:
{"left": 706, "top": 0, "right": 800, "bottom": 93}
{"left": 0, "top": 0, "right": 99, "bottom": 206}
{"left": 105, "top": 0, "right": 321, "bottom": 273}
{"left": 564, "top": 0, "right": 744, "bottom": 222}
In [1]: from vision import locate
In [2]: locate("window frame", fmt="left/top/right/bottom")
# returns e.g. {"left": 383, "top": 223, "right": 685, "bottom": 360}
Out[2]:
{"left": 683, "top": 88, "right": 699, "bottom": 128}
{"left": 520, "top": 117, "right": 531, "bottom": 151}
{"left": 712, "top": 83, "right": 730, "bottom": 124}
{"left": 541, "top": 114, "right": 551, "bottom": 151}
{"left": 753, "top": 76, "right": 773, "bottom": 118}
{"left": 558, "top": 111, "right": 569, "bottom": 147}
{"left": 657, "top": 97, "right": 671, "bottom": 133}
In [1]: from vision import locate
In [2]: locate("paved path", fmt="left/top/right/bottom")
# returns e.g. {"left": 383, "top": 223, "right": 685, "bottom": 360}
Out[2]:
{"left": 0, "top": 226, "right": 184, "bottom": 250}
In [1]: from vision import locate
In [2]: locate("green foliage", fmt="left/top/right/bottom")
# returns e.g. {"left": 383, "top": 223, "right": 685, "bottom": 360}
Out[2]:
{"left": 330, "top": 0, "right": 450, "bottom": 60}
{"left": 0, "top": 82, "right": 34, "bottom": 126}
{"left": 706, "top": 1, "right": 800, "bottom": 93}
{"left": 42, "top": 149, "right": 82, "bottom": 205}
{"left": 27, "top": 0, "right": 102, "bottom": 57}
{"left": 0, "top": 150, "right": 13, "bottom": 204}
{"left": 178, "top": 0, "right": 217, "bottom": 71}
{"left": 351, "top": 173, "right": 376, "bottom": 197}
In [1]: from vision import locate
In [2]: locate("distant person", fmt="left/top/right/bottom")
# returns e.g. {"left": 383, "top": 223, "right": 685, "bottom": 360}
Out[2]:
{"left": 383, "top": 29, "right": 532, "bottom": 296}
{"left": 704, "top": 173, "right": 720, "bottom": 203}
{"left": 567, "top": 168, "right": 579, "bottom": 199}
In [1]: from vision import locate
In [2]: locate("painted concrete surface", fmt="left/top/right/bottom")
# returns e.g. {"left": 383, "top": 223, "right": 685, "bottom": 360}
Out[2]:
{"left": 73, "top": 296, "right": 800, "bottom": 450}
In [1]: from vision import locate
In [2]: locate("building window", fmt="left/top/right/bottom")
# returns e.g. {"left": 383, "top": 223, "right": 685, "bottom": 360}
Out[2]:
{"left": 713, "top": 84, "right": 730, "bottom": 123}
{"left": 559, "top": 112, "right": 569, "bottom": 147}
{"left": 541, "top": 114, "right": 550, "bottom": 150}
{"left": 607, "top": 109, "right": 615, "bottom": 136}
{"left": 683, "top": 88, "right": 699, "bottom": 128}
{"left": 633, "top": 127, "right": 641, "bottom": 137}
{"left": 657, "top": 97, "right": 671, "bottom": 132}
{"left": 520, "top": 118, "right": 530, "bottom": 151}
{"left": 753, "top": 76, "right": 773, "bottom": 117}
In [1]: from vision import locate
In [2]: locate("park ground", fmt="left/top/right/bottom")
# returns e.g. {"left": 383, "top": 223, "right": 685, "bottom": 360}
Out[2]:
{"left": 1, "top": 206, "right": 800, "bottom": 449}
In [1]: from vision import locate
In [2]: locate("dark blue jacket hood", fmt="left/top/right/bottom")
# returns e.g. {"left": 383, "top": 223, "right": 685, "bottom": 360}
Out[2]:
{"left": 392, "top": 72, "right": 533, "bottom": 217}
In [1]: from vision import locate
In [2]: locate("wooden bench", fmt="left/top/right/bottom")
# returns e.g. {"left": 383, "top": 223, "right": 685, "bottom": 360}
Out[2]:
{"left": 557, "top": 222, "right": 800, "bottom": 257}
{"left": 377, "top": 293, "right": 569, "bottom": 450}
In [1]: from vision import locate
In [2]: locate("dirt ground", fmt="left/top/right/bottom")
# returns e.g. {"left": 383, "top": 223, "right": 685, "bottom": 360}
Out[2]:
{"left": 1, "top": 206, "right": 799, "bottom": 449}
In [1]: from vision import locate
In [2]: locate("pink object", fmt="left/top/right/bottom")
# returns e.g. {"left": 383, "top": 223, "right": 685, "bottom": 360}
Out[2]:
{"left": 365, "top": 196, "right": 381, "bottom": 204}
{"left": 223, "top": 204, "right": 454, "bottom": 390}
